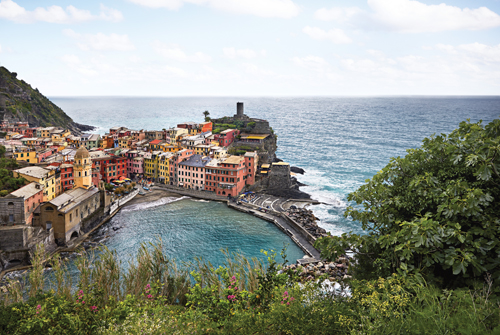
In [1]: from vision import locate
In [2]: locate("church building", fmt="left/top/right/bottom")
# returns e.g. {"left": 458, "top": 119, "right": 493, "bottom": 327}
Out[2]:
{"left": 39, "top": 146, "right": 106, "bottom": 245}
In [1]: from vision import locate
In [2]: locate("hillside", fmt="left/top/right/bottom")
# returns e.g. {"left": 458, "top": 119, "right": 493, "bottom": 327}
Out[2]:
{"left": 0, "top": 66, "right": 93, "bottom": 133}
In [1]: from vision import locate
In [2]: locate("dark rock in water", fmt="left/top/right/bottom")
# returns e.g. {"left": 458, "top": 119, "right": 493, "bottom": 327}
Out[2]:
{"left": 291, "top": 166, "right": 305, "bottom": 174}
{"left": 74, "top": 122, "right": 95, "bottom": 132}
{"left": 112, "top": 227, "right": 121, "bottom": 231}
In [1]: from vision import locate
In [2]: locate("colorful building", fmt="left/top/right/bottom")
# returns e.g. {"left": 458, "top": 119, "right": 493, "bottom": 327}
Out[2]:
{"left": 178, "top": 154, "right": 210, "bottom": 190}
{"left": 13, "top": 166, "right": 58, "bottom": 201}
{"left": 205, "top": 156, "right": 247, "bottom": 197}
{"left": 0, "top": 182, "right": 43, "bottom": 226}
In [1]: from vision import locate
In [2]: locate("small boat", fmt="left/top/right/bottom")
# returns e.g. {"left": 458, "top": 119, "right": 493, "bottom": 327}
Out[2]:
{"left": 143, "top": 187, "right": 149, "bottom": 191}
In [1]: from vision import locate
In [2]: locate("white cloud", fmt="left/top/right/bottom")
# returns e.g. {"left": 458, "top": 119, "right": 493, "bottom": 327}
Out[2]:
{"left": 64, "top": 30, "right": 135, "bottom": 51}
{"left": 129, "top": 0, "right": 299, "bottom": 18}
{"left": 223, "top": 47, "right": 262, "bottom": 59}
{"left": 368, "top": 0, "right": 500, "bottom": 32}
{"left": 314, "top": 7, "right": 361, "bottom": 22}
{"left": 292, "top": 55, "right": 330, "bottom": 72}
{"left": 0, "top": 0, "right": 123, "bottom": 24}
{"left": 128, "top": 0, "right": 184, "bottom": 10}
{"left": 437, "top": 43, "right": 500, "bottom": 63}
{"left": 303, "top": 26, "right": 352, "bottom": 44}
{"left": 316, "top": 0, "right": 500, "bottom": 33}
{"left": 153, "top": 41, "right": 212, "bottom": 63}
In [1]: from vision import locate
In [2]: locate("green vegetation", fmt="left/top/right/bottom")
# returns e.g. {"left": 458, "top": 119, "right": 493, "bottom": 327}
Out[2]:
{"left": 0, "top": 145, "right": 26, "bottom": 195}
{"left": 315, "top": 118, "right": 500, "bottom": 288}
{"left": 0, "top": 66, "right": 75, "bottom": 128}
{"left": 1, "top": 242, "right": 500, "bottom": 334}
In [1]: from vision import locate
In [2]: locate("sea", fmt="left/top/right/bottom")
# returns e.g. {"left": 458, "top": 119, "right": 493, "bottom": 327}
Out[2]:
{"left": 49, "top": 96, "right": 499, "bottom": 267}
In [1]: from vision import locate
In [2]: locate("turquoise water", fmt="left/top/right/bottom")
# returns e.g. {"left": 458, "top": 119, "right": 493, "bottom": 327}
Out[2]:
{"left": 96, "top": 196, "right": 305, "bottom": 266}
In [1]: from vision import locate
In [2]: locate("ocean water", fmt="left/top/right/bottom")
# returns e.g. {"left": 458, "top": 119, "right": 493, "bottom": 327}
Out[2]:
{"left": 51, "top": 96, "right": 499, "bottom": 262}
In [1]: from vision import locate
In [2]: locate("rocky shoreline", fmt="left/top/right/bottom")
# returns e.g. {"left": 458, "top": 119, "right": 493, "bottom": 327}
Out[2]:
{"left": 285, "top": 207, "right": 329, "bottom": 239}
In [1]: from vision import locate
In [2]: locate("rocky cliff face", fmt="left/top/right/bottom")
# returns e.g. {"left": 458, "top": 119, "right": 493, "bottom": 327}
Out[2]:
{"left": 0, "top": 66, "right": 93, "bottom": 134}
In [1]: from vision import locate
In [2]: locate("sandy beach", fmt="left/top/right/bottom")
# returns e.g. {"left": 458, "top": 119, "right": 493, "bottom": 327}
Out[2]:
{"left": 123, "top": 188, "right": 182, "bottom": 207}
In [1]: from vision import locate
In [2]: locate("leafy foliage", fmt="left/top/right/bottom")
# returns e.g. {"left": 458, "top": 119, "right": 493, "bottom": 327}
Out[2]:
{"left": 315, "top": 118, "right": 500, "bottom": 287}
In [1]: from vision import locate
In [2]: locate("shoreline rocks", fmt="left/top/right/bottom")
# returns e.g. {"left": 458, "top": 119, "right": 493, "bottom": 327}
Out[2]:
{"left": 286, "top": 207, "right": 328, "bottom": 239}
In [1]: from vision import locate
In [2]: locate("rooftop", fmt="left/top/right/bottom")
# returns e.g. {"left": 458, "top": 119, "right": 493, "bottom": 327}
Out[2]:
{"left": 223, "top": 156, "right": 244, "bottom": 165}
{"left": 179, "top": 154, "right": 211, "bottom": 168}
{"left": 49, "top": 187, "right": 100, "bottom": 213}
{"left": 7, "top": 182, "right": 43, "bottom": 199}
{"left": 14, "top": 166, "right": 50, "bottom": 179}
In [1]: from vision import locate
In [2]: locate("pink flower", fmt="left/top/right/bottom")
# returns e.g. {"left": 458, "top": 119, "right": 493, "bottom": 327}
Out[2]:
{"left": 290, "top": 297, "right": 295, "bottom": 301}
{"left": 146, "top": 284, "right": 151, "bottom": 289}
{"left": 281, "top": 301, "right": 284, "bottom": 304}
{"left": 36, "top": 311, "right": 39, "bottom": 314}
{"left": 228, "top": 286, "right": 232, "bottom": 289}
{"left": 283, "top": 291, "right": 288, "bottom": 296}
{"left": 287, "top": 302, "right": 290, "bottom": 305}
{"left": 90, "top": 306, "right": 98, "bottom": 312}
{"left": 231, "top": 276, "right": 236, "bottom": 282}
{"left": 78, "top": 290, "right": 83, "bottom": 295}
{"left": 147, "top": 294, "right": 153, "bottom": 299}
{"left": 82, "top": 301, "right": 85, "bottom": 304}
{"left": 36, "top": 305, "right": 41, "bottom": 309}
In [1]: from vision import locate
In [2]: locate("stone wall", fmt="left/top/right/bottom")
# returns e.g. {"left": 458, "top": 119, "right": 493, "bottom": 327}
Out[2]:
{"left": 0, "top": 226, "right": 33, "bottom": 251}
{"left": 0, "top": 197, "right": 25, "bottom": 226}
{"left": 268, "top": 164, "right": 292, "bottom": 190}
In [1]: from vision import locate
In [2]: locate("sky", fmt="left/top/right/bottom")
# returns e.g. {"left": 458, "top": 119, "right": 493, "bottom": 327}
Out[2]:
{"left": 0, "top": 0, "right": 499, "bottom": 96}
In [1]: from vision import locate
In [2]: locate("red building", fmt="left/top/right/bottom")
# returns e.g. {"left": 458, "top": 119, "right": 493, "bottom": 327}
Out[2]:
{"left": 215, "top": 129, "right": 239, "bottom": 147}
{"left": 59, "top": 163, "right": 74, "bottom": 191}
{"left": 199, "top": 122, "right": 213, "bottom": 133}
{"left": 94, "top": 155, "right": 127, "bottom": 183}
{"left": 243, "top": 151, "right": 258, "bottom": 186}
{"left": 92, "top": 162, "right": 101, "bottom": 187}
{"left": 205, "top": 156, "right": 247, "bottom": 197}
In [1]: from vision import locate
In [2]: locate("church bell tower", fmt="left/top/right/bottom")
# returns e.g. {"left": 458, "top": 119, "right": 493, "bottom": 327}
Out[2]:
{"left": 74, "top": 145, "right": 92, "bottom": 189}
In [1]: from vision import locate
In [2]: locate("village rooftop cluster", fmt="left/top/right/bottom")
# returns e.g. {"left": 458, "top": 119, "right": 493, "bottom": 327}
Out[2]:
{"left": 0, "top": 110, "right": 281, "bottom": 244}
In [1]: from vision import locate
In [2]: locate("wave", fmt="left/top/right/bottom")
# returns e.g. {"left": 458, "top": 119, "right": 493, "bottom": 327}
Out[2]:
{"left": 122, "top": 196, "right": 190, "bottom": 212}
{"left": 191, "top": 199, "right": 210, "bottom": 203}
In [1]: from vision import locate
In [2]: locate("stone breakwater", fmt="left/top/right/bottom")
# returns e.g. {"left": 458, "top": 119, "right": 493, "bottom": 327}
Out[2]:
{"left": 285, "top": 207, "right": 328, "bottom": 239}
{"left": 282, "top": 257, "right": 351, "bottom": 283}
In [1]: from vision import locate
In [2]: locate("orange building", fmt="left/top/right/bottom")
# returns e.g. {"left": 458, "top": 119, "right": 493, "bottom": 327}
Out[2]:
{"left": 199, "top": 122, "right": 213, "bottom": 133}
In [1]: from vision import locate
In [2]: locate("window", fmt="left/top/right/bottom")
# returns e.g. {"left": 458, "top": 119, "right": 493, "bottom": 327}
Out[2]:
{"left": 45, "top": 206, "right": 54, "bottom": 211}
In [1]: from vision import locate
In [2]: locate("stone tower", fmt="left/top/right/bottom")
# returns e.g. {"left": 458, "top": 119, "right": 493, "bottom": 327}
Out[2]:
{"left": 73, "top": 146, "right": 92, "bottom": 189}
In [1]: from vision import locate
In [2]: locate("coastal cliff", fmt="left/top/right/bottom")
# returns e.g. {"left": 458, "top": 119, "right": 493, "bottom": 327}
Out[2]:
{"left": 0, "top": 66, "right": 93, "bottom": 134}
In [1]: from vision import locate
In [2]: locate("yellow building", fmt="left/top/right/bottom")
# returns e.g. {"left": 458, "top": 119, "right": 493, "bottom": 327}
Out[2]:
{"left": 13, "top": 166, "right": 58, "bottom": 201}
{"left": 158, "top": 152, "right": 173, "bottom": 184}
{"left": 5, "top": 132, "right": 19, "bottom": 140}
{"left": 161, "top": 144, "right": 181, "bottom": 153}
{"left": 168, "top": 127, "right": 188, "bottom": 145}
{"left": 73, "top": 146, "right": 92, "bottom": 189}
{"left": 14, "top": 150, "right": 38, "bottom": 164}
{"left": 40, "top": 127, "right": 54, "bottom": 138}
{"left": 119, "top": 136, "right": 131, "bottom": 149}
{"left": 143, "top": 151, "right": 160, "bottom": 180}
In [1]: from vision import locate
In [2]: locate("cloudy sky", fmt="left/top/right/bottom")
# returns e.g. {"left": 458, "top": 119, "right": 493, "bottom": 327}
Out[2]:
{"left": 1, "top": 0, "right": 499, "bottom": 96}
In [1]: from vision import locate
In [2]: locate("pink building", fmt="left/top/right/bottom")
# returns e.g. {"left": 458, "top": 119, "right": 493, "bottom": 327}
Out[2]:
{"left": 244, "top": 151, "right": 258, "bottom": 186}
{"left": 178, "top": 154, "right": 211, "bottom": 190}
{"left": 131, "top": 156, "right": 144, "bottom": 178}
{"left": 169, "top": 149, "right": 194, "bottom": 185}
{"left": 0, "top": 182, "right": 43, "bottom": 226}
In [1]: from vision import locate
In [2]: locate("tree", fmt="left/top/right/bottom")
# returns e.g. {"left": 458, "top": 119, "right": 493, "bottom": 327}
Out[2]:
{"left": 315, "top": 118, "right": 500, "bottom": 287}
{"left": 203, "top": 110, "right": 210, "bottom": 122}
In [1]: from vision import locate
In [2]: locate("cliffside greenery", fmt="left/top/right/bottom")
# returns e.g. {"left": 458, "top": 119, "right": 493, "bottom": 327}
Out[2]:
{"left": 0, "top": 145, "right": 26, "bottom": 196}
{"left": 0, "top": 67, "right": 88, "bottom": 131}
{"left": 315, "top": 118, "right": 500, "bottom": 288}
